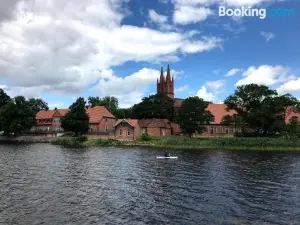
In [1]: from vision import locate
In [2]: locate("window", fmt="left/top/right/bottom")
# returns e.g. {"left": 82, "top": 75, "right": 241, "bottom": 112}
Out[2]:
{"left": 119, "top": 128, "right": 122, "bottom": 136}
{"left": 142, "top": 128, "right": 147, "bottom": 134}
{"left": 105, "top": 118, "right": 108, "bottom": 122}
{"left": 105, "top": 126, "right": 108, "bottom": 132}
{"left": 210, "top": 115, "right": 215, "bottom": 123}
{"left": 127, "top": 129, "right": 131, "bottom": 136}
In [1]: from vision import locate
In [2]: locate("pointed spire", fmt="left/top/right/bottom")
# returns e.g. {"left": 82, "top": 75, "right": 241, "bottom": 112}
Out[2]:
{"left": 166, "top": 64, "right": 171, "bottom": 82}
{"left": 160, "top": 66, "right": 164, "bottom": 83}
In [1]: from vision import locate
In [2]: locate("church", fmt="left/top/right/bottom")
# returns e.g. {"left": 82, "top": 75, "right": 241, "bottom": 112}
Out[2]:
{"left": 157, "top": 65, "right": 241, "bottom": 136}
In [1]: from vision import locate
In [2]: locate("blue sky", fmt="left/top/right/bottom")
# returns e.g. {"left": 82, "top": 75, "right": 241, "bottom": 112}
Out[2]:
{"left": 0, "top": 0, "right": 299, "bottom": 108}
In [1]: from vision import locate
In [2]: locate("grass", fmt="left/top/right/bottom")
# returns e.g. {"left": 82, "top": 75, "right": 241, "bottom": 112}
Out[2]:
{"left": 51, "top": 135, "right": 300, "bottom": 151}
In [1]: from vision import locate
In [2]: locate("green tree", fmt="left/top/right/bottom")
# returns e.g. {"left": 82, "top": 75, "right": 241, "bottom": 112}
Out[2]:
{"left": 0, "top": 96, "right": 36, "bottom": 135}
{"left": 88, "top": 96, "right": 118, "bottom": 116}
{"left": 61, "top": 97, "right": 89, "bottom": 136}
{"left": 224, "top": 84, "right": 299, "bottom": 136}
{"left": 177, "top": 96, "right": 212, "bottom": 137}
{"left": 114, "top": 107, "right": 133, "bottom": 119}
{"left": 28, "top": 98, "right": 49, "bottom": 114}
{"left": 0, "top": 88, "right": 10, "bottom": 108}
{"left": 131, "top": 94, "right": 175, "bottom": 121}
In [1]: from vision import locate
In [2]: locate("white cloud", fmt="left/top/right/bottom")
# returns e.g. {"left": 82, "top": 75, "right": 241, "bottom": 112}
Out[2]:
{"left": 48, "top": 102, "right": 65, "bottom": 109}
{"left": 92, "top": 68, "right": 160, "bottom": 107}
{"left": 173, "top": 5, "right": 213, "bottom": 24}
{"left": 226, "top": 68, "right": 242, "bottom": 77}
{"left": 236, "top": 65, "right": 296, "bottom": 87}
{"left": 181, "top": 36, "right": 222, "bottom": 53}
{"left": 277, "top": 78, "right": 300, "bottom": 94}
{"left": 206, "top": 80, "right": 225, "bottom": 91}
{"left": 175, "top": 85, "right": 189, "bottom": 93}
{"left": 196, "top": 86, "right": 216, "bottom": 101}
{"left": 0, "top": 0, "right": 222, "bottom": 98}
{"left": 149, "top": 9, "right": 168, "bottom": 24}
{"left": 261, "top": 31, "right": 276, "bottom": 42}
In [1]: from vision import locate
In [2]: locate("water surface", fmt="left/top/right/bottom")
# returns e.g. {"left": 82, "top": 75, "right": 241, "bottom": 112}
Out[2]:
{"left": 0, "top": 144, "right": 300, "bottom": 225}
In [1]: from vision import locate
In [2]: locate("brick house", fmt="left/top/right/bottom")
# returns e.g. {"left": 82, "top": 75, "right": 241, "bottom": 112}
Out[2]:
{"left": 32, "top": 106, "right": 116, "bottom": 134}
{"left": 138, "top": 118, "right": 172, "bottom": 137}
{"left": 114, "top": 119, "right": 140, "bottom": 140}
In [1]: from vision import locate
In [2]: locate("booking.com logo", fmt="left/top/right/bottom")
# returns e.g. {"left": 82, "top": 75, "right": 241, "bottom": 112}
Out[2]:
{"left": 219, "top": 6, "right": 295, "bottom": 19}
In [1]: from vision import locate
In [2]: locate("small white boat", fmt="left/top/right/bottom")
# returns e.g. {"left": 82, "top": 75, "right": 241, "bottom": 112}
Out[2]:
{"left": 156, "top": 156, "right": 178, "bottom": 159}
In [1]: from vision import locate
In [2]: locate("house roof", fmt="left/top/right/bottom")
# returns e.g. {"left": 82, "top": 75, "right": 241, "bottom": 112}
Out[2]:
{"left": 174, "top": 98, "right": 184, "bottom": 108}
{"left": 36, "top": 106, "right": 115, "bottom": 123}
{"left": 285, "top": 106, "right": 300, "bottom": 124}
{"left": 139, "top": 118, "right": 171, "bottom": 128}
{"left": 87, "top": 106, "right": 115, "bottom": 123}
{"left": 171, "top": 123, "right": 181, "bottom": 134}
{"left": 36, "top": 110, "right": 57, "bottom": 119}
{"left": 115, "top": 119, "right": 139, "bottom": 127}
{"left": 207, "top": 104, "right": 236, "bottom": 124}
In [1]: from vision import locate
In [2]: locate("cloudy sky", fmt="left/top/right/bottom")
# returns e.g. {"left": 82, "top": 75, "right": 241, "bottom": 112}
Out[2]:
{"left": 0, "top": 0, "right": 299, "bottom": 108}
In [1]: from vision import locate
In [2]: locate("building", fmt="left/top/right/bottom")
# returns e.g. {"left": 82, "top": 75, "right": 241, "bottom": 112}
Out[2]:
{"left": 32, "top": 106, "right": 116, "bottom": 134}
{"left": 114, "top": 119, "right": 140, "bottom": 141}
{"left": 158, "top": 65, "right": 238, "bottom": 136}
{"left": 139, "top": 118, "right": 172, "bottom": 137}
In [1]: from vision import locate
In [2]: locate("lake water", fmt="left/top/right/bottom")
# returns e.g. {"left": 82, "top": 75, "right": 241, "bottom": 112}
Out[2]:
{"left": 0, "top": 144, "right": 300, "bottom": 225}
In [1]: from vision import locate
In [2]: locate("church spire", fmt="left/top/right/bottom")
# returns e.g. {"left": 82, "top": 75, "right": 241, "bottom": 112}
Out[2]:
{"left": 160, "top": 66, "right": 164, "bottom": 83}
{"left": 166, "top": 64, "right": 171, "bottom": 82}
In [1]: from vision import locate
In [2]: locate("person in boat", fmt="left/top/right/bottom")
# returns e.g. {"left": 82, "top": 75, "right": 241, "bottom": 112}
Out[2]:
{"left": 164, "top": 151, "right": 170, "bottom": 157}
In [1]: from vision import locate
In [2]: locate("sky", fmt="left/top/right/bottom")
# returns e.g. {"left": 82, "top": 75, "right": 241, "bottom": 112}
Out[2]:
{"left": 0, "top": 0, "right": 299, "bottom": 108}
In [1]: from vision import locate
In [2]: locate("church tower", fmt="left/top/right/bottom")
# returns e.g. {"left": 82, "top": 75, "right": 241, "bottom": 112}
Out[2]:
{"left": 157, "top": 65, "right": 174, "bottom": 99}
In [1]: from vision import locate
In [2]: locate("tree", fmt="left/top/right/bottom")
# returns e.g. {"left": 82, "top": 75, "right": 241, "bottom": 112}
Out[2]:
{"left": 114, "top": 107, "right": 133, "bottom": 119}
{"left": 131, "top": 94, "right": 175, "bottom": 121}
{"left": 224, "top": 84, "right": 299, "bottom": 136}
{"left": 177, "top": 96, "right": 212, "bottom": 137}
{"left": 28, "top": 98, "right": 49, "bottom": 114}
{"left": 0, "top": 88, "right": 10, "bottom": 108}
{"left": 61, "top": 97, "right": 89, "bottom": 136}
{"left": 88, "top": 96, "right": 118, "bottom": 115}
{"left": 0, "top": 96, "right": 36, "bottom": 135}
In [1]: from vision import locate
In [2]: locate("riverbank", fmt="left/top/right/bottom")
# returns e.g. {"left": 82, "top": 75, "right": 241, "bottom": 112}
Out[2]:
{"left": 50, "top": 136, "right": 300, "bottom": 151}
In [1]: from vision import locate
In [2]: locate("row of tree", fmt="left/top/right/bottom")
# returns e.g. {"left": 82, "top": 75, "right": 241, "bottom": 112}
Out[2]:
{"left": 0, "top": 84, "right": 299, "bottom": 137}
{"left": 0, "top": 89, "right": 48, "bottom": 135}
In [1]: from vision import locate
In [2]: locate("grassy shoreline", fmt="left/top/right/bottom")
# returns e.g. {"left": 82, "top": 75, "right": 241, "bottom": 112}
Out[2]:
{"left": 50, "top": 136, "right": 300, "bottom": 151}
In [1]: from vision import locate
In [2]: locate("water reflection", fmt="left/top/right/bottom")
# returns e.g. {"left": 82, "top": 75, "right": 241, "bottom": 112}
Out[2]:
{"left": 0, "top": 144, "right": 300, "bottom": 225}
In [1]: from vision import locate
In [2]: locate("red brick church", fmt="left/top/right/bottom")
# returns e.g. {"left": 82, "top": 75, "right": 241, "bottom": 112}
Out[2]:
{"left": 157, "top": 65, "right": 240, "bottom": 136}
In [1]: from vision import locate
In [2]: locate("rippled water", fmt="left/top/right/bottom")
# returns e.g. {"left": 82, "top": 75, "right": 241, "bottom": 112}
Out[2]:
{"left": 0, "top": 144, "right": 300, "bottom": 225}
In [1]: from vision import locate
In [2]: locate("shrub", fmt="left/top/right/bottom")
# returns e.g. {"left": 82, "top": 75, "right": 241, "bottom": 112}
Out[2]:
{"left": 75, "top": 135, "right": 88, "bottom": 142}
{"left": 139, "top": 133, "right": 151, "bottom": 141}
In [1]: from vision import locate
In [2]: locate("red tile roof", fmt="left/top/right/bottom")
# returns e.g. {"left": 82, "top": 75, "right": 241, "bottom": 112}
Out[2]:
{"left": 171, "top": 123, "right": 181, "bottom": 134}
{"left": 174, "top": 98, "right": 184, "bottom": 108}
{"left": 36, "top": 106, "right": 115, "bottom": 124}
{"left": 207, "top": 104, "right": 236, "bottom": 124}
{"left": 285, "top": 106, "right": 300, "bottom": 124}
{"left": 36, "top": 110, "right": 56, "bottom": 119}
{"left": 115, "top": 119, "right": 139, "bottom": 127}
{"left": 57, "top": 109, "right": 69, "bottom": 117}
{"left": 139, "top": 118, "right": 171, "bottom": 128}
{"left": 87, "top": 106, "right": 115, "bottom": 123}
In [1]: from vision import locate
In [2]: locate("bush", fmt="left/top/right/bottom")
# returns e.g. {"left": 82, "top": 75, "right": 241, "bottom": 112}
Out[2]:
{"left": 139, "top": 133, "right": 151, "bottom": 141}
{"left": 51, "top": 137, "right": 84, "bottom": 148}
{"left": 75, "top": 135, "right": 88, "bottom": 142}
